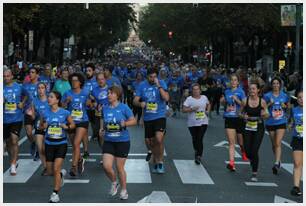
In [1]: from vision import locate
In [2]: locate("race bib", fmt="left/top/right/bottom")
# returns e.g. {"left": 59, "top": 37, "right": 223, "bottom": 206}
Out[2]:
{"left": 245, "top": 120, "right": 258, "bottom": 131}
{"left": 272, "top": 108, "right": 284, "bottom": 120}
{"left": 5, "top": 102, "right": 17, "bottom": 113}
{"left": 106, "top": 123, "right": 121, "bottom": 137}
{"left": 201, "top": 85, "right": 207, "bottom": 92}
{"left": 71, "top": 109, "right": 83, "bottom": 120}
{"left": 195, "top": 111, "right": 205, "bottom": 120}
{"left": 296, "top": 125, "right": 303, "bottom": 137}
{"left": 146, "top": 102, "right": 158, "bottom": 113}
{"left": 47, "top": 126, "right": 63, "bottom": 139}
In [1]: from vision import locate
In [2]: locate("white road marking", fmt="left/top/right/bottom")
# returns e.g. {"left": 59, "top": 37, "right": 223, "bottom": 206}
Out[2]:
{"left": 18, "top": 136, "right": 28, "bottom": 146}
{"left": 214, "top": 140, "right": 240, "bottom": 148}
{"left": 274, "top": 195, "right": 297, "bottom": 203}
{"left": 245, "top": 182, "right": 278, "bottom": 187}
{"left": 173, "top": 160, "right": 214, "bottom": 184}
{"left": 4, "top": 159, "right": 41, "bottom": 183}
{"left": 63, "top": 179, "right": 90, "bottom": 183}
{"left": 125, "top": 159, "right": 152, "bottom": 183}
{"left": 7, "top": 152, "right": 158, "bottom": 157}
{"left": 281, "top": 140, "right": 292, "bottom": 149}
{"left": 225, "top": 161, "right": 250, "bottom": 165}
{"left": 282, "top": 163, "right": 303, "bottom": 180}
{"left": 69, "top": 158, "right": 96, "bottom": 162}
{"left": 137, "top": 191, "right": 172, "bottom": 203}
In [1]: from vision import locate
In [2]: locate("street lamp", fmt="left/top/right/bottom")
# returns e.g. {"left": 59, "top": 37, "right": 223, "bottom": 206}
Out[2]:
{"left": 284, "top": 41, "right": 293, "bottom": 73}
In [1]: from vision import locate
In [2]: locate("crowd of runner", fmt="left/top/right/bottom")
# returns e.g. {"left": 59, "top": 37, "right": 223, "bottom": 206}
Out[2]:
{"left": 3, "top": 53, "right": 303, "bottom": 202}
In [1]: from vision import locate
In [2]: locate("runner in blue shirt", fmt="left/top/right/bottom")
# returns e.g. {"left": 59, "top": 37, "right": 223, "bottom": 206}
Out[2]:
{"left": 40, "top": 91, "right": 75, "bottom": 203}
{"left": 131, "top": 72, "right": 144, "bottom": 124}
{"left": 168, "top": 69, "right": 184, "bottom": 117}
{"left": 22, "top": 67, "right": 39, "bottom": 156}
{"left": 104, "top": 65, "right": 122, "bottom": 88}
{"left": 133, "top": 67, "right": 170, "bottom": 173}
{"left": 263, "top": 77, "right": 290, "bottom": 175}
{"left": 4, "top": 69, "right": 26, "bottom": 176}
{"left": 100, "top": 86, "right": 136, "bottom": 200}
{"left": 220, "top": 73, "right": 248, "bottom": 171}
{"left": 83, "top": 63, "right": 98, "bottom": 159}
{"left": 62, "top": 73, "right": 91, "bottom": 177}
{"left": 289, "top": 90, "right": 303, "bottom": 196}
{"left": 38, "top": 63, "right": 55, "bottom": 93}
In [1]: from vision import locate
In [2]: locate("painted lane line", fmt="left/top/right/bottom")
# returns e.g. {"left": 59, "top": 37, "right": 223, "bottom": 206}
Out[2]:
{"left": 173, "top": 160, "right": 214, "bottom": 184}
{"left": 281, "top": 140, "right": 292, "bottom": 149}
{"left": 282, "top": 163, "right": 303, "bottom": 180}
{"left": 69, "top": 158, "right": 96, "bottom": 162}
{"left": 4, "top": 159, "right": 41, "bottom": 183}
{"left": 214, "top": 140, "right": 240, "bottom": 148}
{"left": 245, "top": 182, "right": 278, "bottom": 187}
{"left": 64, "top": 179, "right": 90, "bottom": 183}
{"left": 7, "top": 152, "right": 152, "bottom": 157}
{"left": 274, "top": 195, "right": 297, "bottom": 203}
{"left": 225, "top": 161, "right": 250, "bottom": 165}
{"left": 125, "top": 159, "right": 152, "bottom": 183}
{"left": 18, "top": 136, "right": 28, "bottom": 146}
{"left": 138, "top": 191, "right": 172, "bottom": 203}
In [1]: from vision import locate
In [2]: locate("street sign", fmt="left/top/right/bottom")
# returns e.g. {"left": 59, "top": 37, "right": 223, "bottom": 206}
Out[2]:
{"left": 279, "top": 60, "right": 286, "bottom": 71}
{"left": 29, "top": 30, "right": 34, "bottom": 51}
{"left": 8, "top": 42, "right": 14, "bottom": 56}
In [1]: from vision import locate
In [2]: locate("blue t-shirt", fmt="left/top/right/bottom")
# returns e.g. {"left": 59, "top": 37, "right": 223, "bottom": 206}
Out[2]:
{"left": 168, "top": 76, "right": 184, "bottom": 92}
{"left": 62, "top": 89, "right": 90, "bottom": 123}
{"left": 4, "top": 82, "right": 24, "bottom": 123}
{"left": 22, "top": 82, "right": 39, "bottom": 110}
{"left": 84, "top": 78, "right": 98, "bottom": 93}
{"left": 102, "top": 103, "right": 134, "bottom": 142}
{"left": 39, "top": 75, "right": 55, "bottom": 93}
{"left": 291, "top": 106, "right": 303, "bottom": 139}
{"left": 42, "top": 108, "right": 70, "bottom": 145}
{"left": 223, "top": 87, "right": 246, "bottom": 118}
{"left": 106, "top": 76, "right": 122, "bottom": 88}
{"left": 263, "top": 91, "right": 290, "bottom": 126}
{"left": 33, "top": 97, "right": 49, "bottom": 129}
{"left": 91, "top": 85, "right": 109, "bottom": 106}
{"left": 136, "top": 80, "right": 168, "bottom": 121}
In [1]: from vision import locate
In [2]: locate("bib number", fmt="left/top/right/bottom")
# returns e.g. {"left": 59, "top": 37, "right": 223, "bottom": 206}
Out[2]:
{"left": 245, "top": 120, "right": 258, "bottom": 131}
{"left": 47, "top": 126, "right": 63, "bottom": 139}
{"left": 146, "top": 102, "right": 158, "bottom": 113}
{"left": 5, "top": 102, "right": 17, "bottom": 113}
{"left": 195, "top": 111, "right": 205, "bottom": 120}
{"left": 106, "top": 123, "right": 121, "bottom": 137}
{"left": 71, "top": 110, "right": 83, "bottom": 120}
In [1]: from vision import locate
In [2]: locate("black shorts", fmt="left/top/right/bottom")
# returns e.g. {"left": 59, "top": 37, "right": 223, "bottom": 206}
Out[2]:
{"left": 34, "top": 129, "right": 46, "bottom": 136}
{"left": 103, "top": 141, "right": 130, "bottom": 158}
{"left": 3, "top": 122, "right": 23, "bottom": 140}
{"left": 265, "top": 123, "right": 287, "bottom": 131}
{"left": 24, "top": 114, "right": 35, "bottom": 126}
{"left": 291, "top": 138, "right": 303, "bottom": 151}
{"left": 144, "top": 118, "right": 166, "bottom": 139}
{"left": 87, "top": 110, "right": 95, "bottom": 123}
{"left": 224, "top": 117, "right": 244, "bottom": 134}
{"left": 69, "top": 121, "right": 89, "bottom": 133}
{"left": 45, "top": 144, "right": 67, "bottom": 162}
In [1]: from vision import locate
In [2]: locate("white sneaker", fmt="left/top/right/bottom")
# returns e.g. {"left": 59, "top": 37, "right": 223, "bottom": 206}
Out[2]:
{"left": 109, "top": 182, "right": 119, "bottom": 196}
{"left": 49, "top": 192, "right": 60, "bottom": 203}
{"left": 60, "top": 169, "right": 67, "bottom": 187}
{"left": 10, "top": 164, "right": 17, "bottom": 176}
{"left": 120, "top": 189, "right": 128, "bottom": 200}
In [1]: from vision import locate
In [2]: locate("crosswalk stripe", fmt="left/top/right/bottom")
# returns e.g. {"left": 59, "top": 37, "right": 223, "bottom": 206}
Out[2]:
{"left": 4, "top": 159, "right": 41, "bottom": 183}
{"left": 173, "top": 160, "right": 214, "bottom": 184}
{"left": 281, "top": 141, "right": 292, "bottom": 149}
{"left": 6, "top": 152, "right": 157, "bottom": 157}
{"left": 18, "top": 136, "right": 28, "bottom": 146}
{"left": 225, "top": 161, "right": 250, "bottom": 165}
{"left": 282, "top": 163, "right": 303, "bottom": 181}
{"left": 245, "top": 182, "right": 278, "bottom": 187}
{"left": 125, "top": 159, "right": 152, "bottom": 183}
{"left": 64, "top": 179, "right": 90, "bottom": 183}
{"left": 69, "top": 158, "right": 97, "bottom": 162}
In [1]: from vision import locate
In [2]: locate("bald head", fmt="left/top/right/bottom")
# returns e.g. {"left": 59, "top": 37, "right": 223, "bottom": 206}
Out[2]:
{"left": 4, "top": 69, "right": 13, "bottom": 84}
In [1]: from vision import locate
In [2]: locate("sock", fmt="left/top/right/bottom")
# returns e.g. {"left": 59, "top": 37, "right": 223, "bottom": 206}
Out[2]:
{"left": 53, "top": 190, "right": 58, "bottom": 194}
{"left": 148, "top": 150, "right": 152, "bottom": 154}
{"left": 229, "top": 160, "right": 235, "bottom": 165}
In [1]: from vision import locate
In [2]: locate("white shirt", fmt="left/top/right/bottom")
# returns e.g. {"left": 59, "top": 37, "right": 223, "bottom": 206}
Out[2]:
{"left": 183, "top": 95, "right": 209, "bottom": 127}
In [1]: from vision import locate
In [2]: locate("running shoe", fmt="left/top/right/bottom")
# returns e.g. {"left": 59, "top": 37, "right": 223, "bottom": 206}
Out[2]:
{"left": 82, "top": 151, "right": 90, "bottom": 159}
{"left": 49, "top": 192, "right": 60, "bottom": 203}
{"left": 109, "top": 182, "right": 119, "bottom": 196}
{"left": 195, "top": 156, "right": 201, "bottom": 165}
{"left": 41, "top": 168, "right": 48, "bottom": 176}
{"left": 226, "top": 163, "right": 236, "bottom": 172}
{"left": 157, "top": 163, "right": 165, "bottom": 174}
{"left": 78, "top": 158, "right": 85, "bottom": 174}
{"left": 30, "top": 142, "right": 36, "bottom": 156}
{"left": 152, "top": 164, "right": 158, "bottom": 173}
{"left": 33, "top": 150, "right": 40, "bottom": 161}
{"left": 10, "top": 164, "right": 17, "bottom": 176}
{"left": 272, "top": 162, "right": 281, "bottom": 175}
{"left": 120, "top": 190, "right": 129, "bottom": 200}
{"left": 145, "top": 151, "right": 152, "bottom": 162}
{"left": 250, "top": 174, "right": 258, "bottom": 182}
{"left": 69, "top": 166, "right": 77, "bottom": 177}
{"left": 60, "top": 169, "right": 67, "bottom": 187}
{"left": 242, "top": 152, "right": 249, "bottom": 161}
{"left": 291, "top": 186, "right": 302, "bottom": 196}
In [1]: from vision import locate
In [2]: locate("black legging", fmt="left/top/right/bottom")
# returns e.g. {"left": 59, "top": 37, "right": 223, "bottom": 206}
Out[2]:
{"left": 133, "top": 105, "right": 143, "bottom": 122}
{"left": 243, "top": 123, "right": 265, "bottom": 172}
{"left": 188, "top": 125, "right": 208, "bottom": 157}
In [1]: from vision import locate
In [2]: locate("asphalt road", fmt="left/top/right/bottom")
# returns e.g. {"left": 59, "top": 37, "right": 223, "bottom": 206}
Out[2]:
{"left": 3, "top": 111, "right": 303, "bottom": 203}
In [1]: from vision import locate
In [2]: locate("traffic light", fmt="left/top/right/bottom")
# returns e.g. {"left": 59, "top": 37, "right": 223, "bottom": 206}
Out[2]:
{"left": 168, "top": 31, "right": 173, "bottom": 39}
